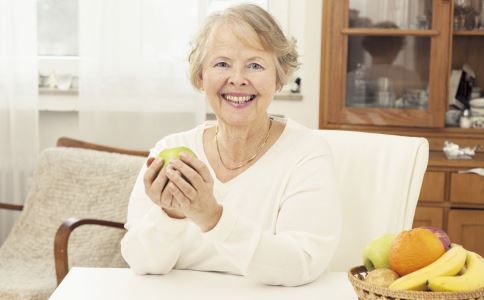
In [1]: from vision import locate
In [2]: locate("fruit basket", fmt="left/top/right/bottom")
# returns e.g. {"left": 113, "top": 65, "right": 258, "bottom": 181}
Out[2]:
{"left": 348, "top": 266, "right": 484, "bottom": 300}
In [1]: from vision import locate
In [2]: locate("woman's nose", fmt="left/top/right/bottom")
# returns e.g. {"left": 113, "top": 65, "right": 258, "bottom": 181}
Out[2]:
{"left": 228, "top": 69, "right": 248, "bottom": 86}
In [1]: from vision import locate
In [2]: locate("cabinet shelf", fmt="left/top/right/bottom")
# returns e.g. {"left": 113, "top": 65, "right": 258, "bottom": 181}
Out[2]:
{"left": 453, "top": 30, "right": 484, "bottom": 36}
{"left": 341, "top": 28, "right": 439, "bottom": 37}
{"left": 322, "top": 123, "right": 484, "bottom": 136}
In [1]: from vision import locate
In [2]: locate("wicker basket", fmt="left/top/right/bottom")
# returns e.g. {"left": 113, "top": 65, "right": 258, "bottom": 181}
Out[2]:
{"left": 348, "top": 266, "right": 484, "bottom": 300}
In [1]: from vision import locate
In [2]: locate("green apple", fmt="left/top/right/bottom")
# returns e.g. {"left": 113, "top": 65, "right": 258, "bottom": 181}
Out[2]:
{"left": 157, "top": 146, "right": 196, "bottom": 165}
{"left": 363, "top": 234, "right": 396, "bottom": 271}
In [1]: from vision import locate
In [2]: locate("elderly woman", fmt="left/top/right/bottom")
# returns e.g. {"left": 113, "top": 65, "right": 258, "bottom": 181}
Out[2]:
{"left": 120, "top": 4, "right": 341, "bottom": 286}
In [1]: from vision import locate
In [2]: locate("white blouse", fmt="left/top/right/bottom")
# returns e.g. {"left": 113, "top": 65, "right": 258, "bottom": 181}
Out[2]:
{"left": 120, "top": 118, "right": 341, "bottom": 286}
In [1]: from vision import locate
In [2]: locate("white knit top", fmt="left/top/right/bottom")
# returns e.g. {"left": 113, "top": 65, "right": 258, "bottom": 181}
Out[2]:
{"left": 120, "top": 118, "right": 341, "bottom": 286}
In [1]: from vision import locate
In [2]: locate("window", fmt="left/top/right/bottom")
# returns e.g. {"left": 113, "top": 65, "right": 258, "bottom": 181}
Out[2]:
{"left": 37, "top": 0, "right": 79, "bottom": 93}
{"left": 37, "top": 0, "right": 289, "bottom": 103}
{"left": 37, "top": 0, "right": 78, "bottom": 56}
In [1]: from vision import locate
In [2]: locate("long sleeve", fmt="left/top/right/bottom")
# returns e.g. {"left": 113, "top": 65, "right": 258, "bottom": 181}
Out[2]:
{"left": 120, "top": 206, "right": 188, "bottom": 274}
{"left": 120, "top": 139, "right": 190, "bottom": 275}
{"left": 204, "top": 151, "right": 341, "bottom": 286}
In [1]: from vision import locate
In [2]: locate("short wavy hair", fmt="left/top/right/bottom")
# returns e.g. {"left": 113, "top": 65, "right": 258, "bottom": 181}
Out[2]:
{"left": 188, "top": 4, "right": 299, "bottom": 91}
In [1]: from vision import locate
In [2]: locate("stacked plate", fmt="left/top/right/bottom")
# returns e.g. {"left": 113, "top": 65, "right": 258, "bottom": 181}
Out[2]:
{"left": 470, "top": 98, "right": 484, "bottom": 114}
{"left": 470, "top": 98, "right": 484, "bottom": 128}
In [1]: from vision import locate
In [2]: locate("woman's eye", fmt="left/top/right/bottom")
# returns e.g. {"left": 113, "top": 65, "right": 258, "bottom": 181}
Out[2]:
{"left": 214, "top": 62, "right": 229, "bottom": 68}
{"left": 248, "top": 63, "right": 264, "bottom": 70}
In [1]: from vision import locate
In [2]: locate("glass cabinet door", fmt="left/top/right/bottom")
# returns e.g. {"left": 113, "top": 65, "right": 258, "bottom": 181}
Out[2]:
{"left": 346, "top": 35, "right": 430, "bottom": 110}
{"left": 452, "top": 0, "right": 484, "bottom": 129}
{"left": 326, "top": 0, "right": 451, "bottom": 127}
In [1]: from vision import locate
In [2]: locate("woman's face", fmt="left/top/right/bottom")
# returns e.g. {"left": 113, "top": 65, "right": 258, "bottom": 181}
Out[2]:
{"left": 200, "top": 26, "right": 277, "bottom": 128}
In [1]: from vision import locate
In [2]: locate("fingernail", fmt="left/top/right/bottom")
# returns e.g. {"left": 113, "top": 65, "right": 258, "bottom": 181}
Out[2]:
{"left": 146, "top": 157, "right": 155, "bottom": 167}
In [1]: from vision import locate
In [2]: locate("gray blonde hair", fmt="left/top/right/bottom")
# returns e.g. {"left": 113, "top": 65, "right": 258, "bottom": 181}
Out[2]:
{"left": 188, "top": 4, "right": 299, "bottom": 90}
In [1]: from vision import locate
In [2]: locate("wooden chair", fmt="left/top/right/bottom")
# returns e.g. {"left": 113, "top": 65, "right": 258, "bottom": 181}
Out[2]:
{"left": 53, "top": 137, "right": 149, "bottom": 284}
{"left": 0, "top": 137, "right": 148, "bottom": 300}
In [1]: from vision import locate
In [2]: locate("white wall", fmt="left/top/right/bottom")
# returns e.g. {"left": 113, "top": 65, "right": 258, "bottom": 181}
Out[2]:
{"left": 269, "top": 0, "right": 322, "bottom": 129}
{"left": 39, "top": 111, "right": 79, "bottom": 151}
{"left": 39, "top": 0, "right": 324, "bottom": 151}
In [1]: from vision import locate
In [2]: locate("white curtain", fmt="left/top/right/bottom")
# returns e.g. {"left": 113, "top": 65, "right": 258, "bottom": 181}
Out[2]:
{"left": 0, "top": 0, "right": 38, "bottom": 245}
{"left": 78, "top": 0, "right": 206, "bottom": 150}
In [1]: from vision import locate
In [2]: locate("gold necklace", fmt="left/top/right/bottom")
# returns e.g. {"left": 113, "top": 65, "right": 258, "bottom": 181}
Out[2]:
{"left": 215, "top": 118, "right": 273, "bottom": 171}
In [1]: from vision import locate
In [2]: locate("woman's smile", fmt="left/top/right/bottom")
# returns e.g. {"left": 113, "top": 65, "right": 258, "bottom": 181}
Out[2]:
{"left": 220, "top": 93, "right": 257, "bottom": 109}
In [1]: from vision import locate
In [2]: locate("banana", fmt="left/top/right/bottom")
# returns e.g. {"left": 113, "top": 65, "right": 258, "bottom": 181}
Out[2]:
{"left": 428, "top": 250, "right": 484, "bottom": 292}
{"left": 388, "top": 244, "right": 466, "bottom": 291}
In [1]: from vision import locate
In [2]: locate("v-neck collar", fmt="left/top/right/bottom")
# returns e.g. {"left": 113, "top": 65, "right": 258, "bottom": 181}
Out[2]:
{"left": 196, "top": 118, "right": 291, "bottom": 187}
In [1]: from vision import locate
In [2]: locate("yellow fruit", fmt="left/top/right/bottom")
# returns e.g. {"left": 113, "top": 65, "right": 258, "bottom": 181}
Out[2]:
{"left": 428, "top": 250, "right": 484, "bottom": 292}
{"left": 388, "top": 244, "right": 466, "bottom": 291}
{"left": 388, "top": 228, "right": 445, "bottom": 276}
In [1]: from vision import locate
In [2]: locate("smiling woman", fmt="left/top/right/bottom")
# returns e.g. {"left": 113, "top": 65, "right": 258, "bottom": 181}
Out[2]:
{"left": 120, "top": 4, "right": 342, "bottom": 287}
{"left": 200, "top": 26, "right": 278, "bottom": 128}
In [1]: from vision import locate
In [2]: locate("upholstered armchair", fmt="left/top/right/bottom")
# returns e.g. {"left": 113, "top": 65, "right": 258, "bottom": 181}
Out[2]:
{"left": 0, "top": 138, "right": 147, "bottom": 300}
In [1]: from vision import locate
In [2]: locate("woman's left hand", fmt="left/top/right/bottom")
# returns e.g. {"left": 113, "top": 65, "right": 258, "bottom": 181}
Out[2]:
{"left": 165, "top": 153, "right": 222, "bottom": 232}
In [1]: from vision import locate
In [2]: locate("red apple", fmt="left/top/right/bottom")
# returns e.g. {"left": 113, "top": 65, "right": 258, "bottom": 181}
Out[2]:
{"left": 420, "top": 226, "right": 451, "bottom": 251}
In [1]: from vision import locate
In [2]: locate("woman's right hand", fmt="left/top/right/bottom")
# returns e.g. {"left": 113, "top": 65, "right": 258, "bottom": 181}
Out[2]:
{"left": 144, "top": 157, "right": 186, "bottom": 219}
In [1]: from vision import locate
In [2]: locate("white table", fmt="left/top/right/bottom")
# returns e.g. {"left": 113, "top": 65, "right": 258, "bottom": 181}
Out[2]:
{"left": 49, "top": 268, "right": 358, "bottom": 300}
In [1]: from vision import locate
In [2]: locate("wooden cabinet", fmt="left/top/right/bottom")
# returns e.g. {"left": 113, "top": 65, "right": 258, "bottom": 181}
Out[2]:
{"left": 450, "top": 173, "right": 484, "bottom": 204}
{"left": 321, "top": 0, "right": 484, "bottom": 255}
{"left": 412, "top": 152, "right": 484, "bottom": 255}
{"left": 419, "top": 171, "right": 445, "bottom": 202}
{"left": 320, "top": 0, "right": 484, "bottom": 152}
{"left": 322, "top": 0, "right": 450, "bottom": 128}
{"left": 413, "top": 206, "right": 443, "bottom": 228}
{"left": 448, "top": 210, "right": 484, "bottom": 256}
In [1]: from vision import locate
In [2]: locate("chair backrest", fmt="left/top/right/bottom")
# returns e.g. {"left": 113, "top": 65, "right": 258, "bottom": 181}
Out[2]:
{"left": 316, "top": 130, "right": 429, "bottom": 272}
{"left": 0, "top": 147, "right": 145, "bottom": 299}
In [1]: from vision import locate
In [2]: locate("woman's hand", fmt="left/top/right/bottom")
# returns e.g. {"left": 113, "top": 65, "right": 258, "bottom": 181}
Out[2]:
{"left": 144, "top": 157, "right": 186, "bottom": 219}
{"left": 164, "top": 153, "right": 222, "bottom": 232}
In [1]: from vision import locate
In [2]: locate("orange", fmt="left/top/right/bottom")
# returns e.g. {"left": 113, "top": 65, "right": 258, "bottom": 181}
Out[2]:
{"left": 388, "top": 228, "right": 445, "bottom": 276}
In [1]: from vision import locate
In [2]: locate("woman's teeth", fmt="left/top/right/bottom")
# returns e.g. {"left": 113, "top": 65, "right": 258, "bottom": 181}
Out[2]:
{"left": 222, "top": 94, "right": 256, "bottom": 104}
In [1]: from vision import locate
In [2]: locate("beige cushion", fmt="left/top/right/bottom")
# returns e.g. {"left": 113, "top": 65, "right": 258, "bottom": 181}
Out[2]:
{"left": 0, "top": 147, "right": 144, "bottom": 300}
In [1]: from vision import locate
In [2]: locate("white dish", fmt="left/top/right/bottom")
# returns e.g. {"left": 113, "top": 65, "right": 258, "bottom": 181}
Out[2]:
{"left": 470, "top": 98, "right": 484, "bottom": 108}
{"left": 459, "top": 168, "right": 484, "bottom": 176}
{"left": 471, "top": 107, "right": 484, "bottom": 116}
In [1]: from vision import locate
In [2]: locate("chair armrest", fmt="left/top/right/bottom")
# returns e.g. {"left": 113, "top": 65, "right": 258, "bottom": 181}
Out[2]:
{"left": 56, "top": 136, "right": 149, "bottom": 157}
{"left": 0, "top": 202, "right": 23, "bottom": 211}
{"left": 54, "top": 217, "right": 125, "bottom": 285}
